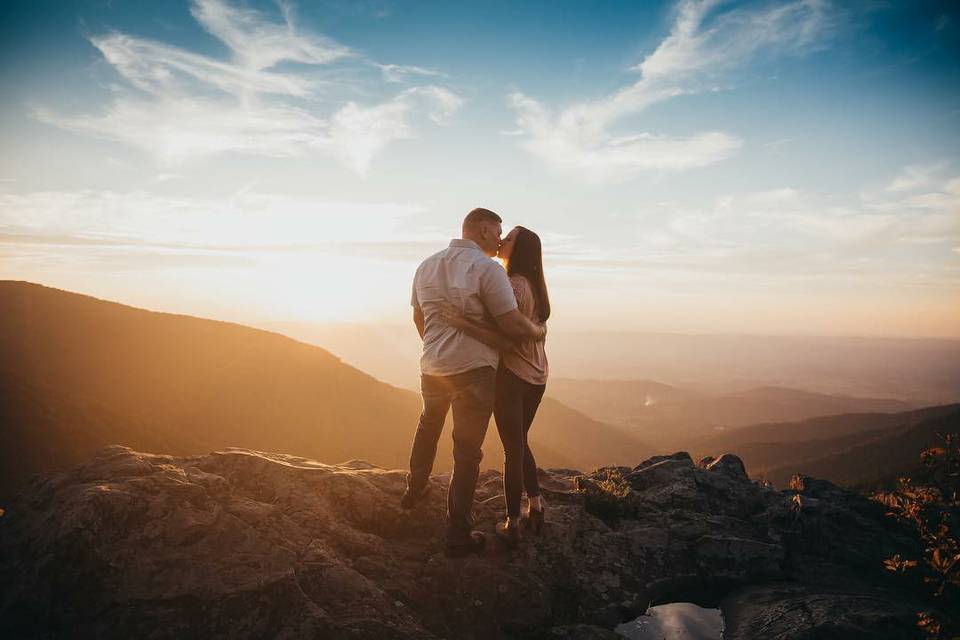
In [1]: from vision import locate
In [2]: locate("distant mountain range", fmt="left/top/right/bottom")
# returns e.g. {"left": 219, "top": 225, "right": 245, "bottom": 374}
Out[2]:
{"left": 759, "top": 406, "right": 960, "bottom": 489}
{"left": 255, "top": 325, "right": 934, "bottom": 454}
{"left": 545, "top": 378, "right": 915, "bottom": 449}
{"left": 0, "top": 281, "right": 651, "bottom": 501}
{"left": 690, "top": 404, "right": 960, "bottom": 489}
{"left": 264, "top": 322, "right": 960, "bottom": 404}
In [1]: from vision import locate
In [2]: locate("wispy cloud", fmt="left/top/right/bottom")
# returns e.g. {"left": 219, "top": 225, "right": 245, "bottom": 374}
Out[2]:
{"left": 508, "top": 0, "right": 835, "bottom": 182}
{"left": 0, "top": 188, "right": 432, "bottom": 250}
{"left": 35, "top": 96, "right": 328, "bottom": 160}
{"left": 33, "top": 0, "right": 461, "bottom": 173}
{"left": 328, "top": 86, "right": 462, "bottom": 172}
{"left": 543, "top": 175, "right": 960, "bottom": 293}
{"left": 884, "top": 162, "right": 949, "bottom": 192}
{"left": 190, "top": 0, "right": 351, "bottom": 70}
{"left": 89, "top": 31, "right": 318, "bottom": 97}
{"left": 376, "top": 63, "right": 447, "bottom": 83}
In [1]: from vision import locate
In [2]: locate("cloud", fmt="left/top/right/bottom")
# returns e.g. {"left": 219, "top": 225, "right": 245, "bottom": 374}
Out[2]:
{"left": 545, "top": 174, "right": 960, "bottom": 293}
{"left": 407, "top": 86, "right": 464, "bottom": 124}
{"left": 35, "top": 97, "right": 328, "bottom": 161}
{"left": 884, "top": 162, "right": 949, "bottom": 192}
{"left": 326, "top": 86, "right": 463, "bottom": 173}
{"left": 88, "top": 31, "right": 317, "bottom": 97}
{"left": 709, "top": 178, "right": 958, "bottom": 257}
{"left": 376, "top": 63, "right": 447, "bottom": 83}
{"left": 190, "top": 0, "right": 351, "bottom": 70}
{"left": 508, "top": 0, "right": 835, "bottom": 182}
{"left": 0, "top": 189, "right": 430, "bottom": 250}
{"left": 32, "top": 0, "right": 461, "bottom": 172}
{"left": 635, "top": 0, "right": 829, "bottom": 81}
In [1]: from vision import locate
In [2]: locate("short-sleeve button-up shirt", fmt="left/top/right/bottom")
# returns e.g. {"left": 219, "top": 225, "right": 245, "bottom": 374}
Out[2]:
{"left": 411, "top": 239, "right": 517, "bottom": 376}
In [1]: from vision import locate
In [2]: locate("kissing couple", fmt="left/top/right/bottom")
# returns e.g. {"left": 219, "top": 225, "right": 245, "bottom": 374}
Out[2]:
{"left": 402, "top": 207, "right": 550, "bottom": 558}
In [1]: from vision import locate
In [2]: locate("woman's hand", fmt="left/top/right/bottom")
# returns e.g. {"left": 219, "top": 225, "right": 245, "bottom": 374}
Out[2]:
{"left": 438, "top": 302, "right": 469, "bottom": 330}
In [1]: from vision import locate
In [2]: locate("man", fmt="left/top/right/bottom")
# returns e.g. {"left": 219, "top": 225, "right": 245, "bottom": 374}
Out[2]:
{"left": 403, "top": 207, "right": 546, "bottom": 558}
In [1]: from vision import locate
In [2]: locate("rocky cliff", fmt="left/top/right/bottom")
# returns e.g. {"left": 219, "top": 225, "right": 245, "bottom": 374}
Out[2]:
{"left": 0, "top": 446, "right": 954, "bottom": 639}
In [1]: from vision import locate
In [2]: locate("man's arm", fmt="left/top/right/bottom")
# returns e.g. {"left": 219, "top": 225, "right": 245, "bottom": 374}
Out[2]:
{"left": 493, "top": 308, "right": 546, "bottom": 341}
{"left": 478, "top": 263, "right": 546, "bottom": 341}
{"left": 411, "top": 265, "right": 425, "bottom": 339}
{"left": 413, "top": 305, "right": 425, "bottom": 339}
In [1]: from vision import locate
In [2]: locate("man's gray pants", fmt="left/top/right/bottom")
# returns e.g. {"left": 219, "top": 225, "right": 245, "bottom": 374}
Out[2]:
{"left": 407, "top": 365, "right": 495, "bottom": 542}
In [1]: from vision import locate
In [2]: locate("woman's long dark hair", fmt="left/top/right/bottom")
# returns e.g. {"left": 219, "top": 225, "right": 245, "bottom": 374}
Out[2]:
{"left": 506, "top": 226, "right": 551, "bottom": 323}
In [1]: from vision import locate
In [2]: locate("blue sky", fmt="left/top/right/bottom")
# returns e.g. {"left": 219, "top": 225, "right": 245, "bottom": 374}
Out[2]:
{"left": 1, "top": 0, "right": 958, "bottom": 336}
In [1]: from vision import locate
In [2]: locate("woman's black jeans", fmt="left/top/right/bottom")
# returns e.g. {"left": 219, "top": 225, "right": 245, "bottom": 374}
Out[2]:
{"left": 494, "top": 366, "right": 546, "bottom": 518}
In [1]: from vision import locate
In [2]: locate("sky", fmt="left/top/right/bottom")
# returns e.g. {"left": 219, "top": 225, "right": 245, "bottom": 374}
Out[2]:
{"left": 1, "top": 0, "right": 958, "bottom": 337}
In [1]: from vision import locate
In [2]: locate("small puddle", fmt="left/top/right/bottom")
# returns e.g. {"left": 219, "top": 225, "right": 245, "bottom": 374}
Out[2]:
{"left": 615, "top": 602, "right": 724, "bottom": 640}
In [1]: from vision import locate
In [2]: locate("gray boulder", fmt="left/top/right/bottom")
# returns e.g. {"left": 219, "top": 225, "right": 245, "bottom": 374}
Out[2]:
{"left": 0, "top": 445, "right": 954, "bottom": 639}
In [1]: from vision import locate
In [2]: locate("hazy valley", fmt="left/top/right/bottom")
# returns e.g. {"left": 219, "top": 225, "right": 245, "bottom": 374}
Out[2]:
{"left": 3, "top": 280, "right": 958, "bottom": 503}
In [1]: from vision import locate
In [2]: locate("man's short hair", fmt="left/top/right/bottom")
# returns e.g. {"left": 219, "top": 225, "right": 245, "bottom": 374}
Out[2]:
{"left": 462, "top": 207, "right": 502, "bottom": 233}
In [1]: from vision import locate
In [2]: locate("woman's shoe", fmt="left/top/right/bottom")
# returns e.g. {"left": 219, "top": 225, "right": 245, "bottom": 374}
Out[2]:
{"left": 525, "top": 507, "right": 544, "bottom": 536}
{"left": 496, "top": 517, "right": 523, "bottom": 549}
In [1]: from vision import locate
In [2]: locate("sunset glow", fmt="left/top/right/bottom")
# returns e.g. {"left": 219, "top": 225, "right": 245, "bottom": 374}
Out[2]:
{"left": 1, "top": 0, "right": 958, "bottom": 336}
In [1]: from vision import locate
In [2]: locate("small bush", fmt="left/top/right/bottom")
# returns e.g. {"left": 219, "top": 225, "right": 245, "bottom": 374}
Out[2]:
{"left": 873, "top": 432, "right": 960, "bottom": 638}
{"left": 578, "top": 468, "right": 634, "bottom": 522}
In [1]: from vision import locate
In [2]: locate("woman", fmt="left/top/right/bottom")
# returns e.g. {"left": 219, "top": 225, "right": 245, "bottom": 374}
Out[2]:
{"left": 441, "top": 226, "right": 550, "bottom": 548}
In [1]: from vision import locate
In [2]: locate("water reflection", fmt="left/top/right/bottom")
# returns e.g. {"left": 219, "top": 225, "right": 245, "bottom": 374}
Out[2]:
{"left": 615, "top": 602, "right": 724, "bottom": 640}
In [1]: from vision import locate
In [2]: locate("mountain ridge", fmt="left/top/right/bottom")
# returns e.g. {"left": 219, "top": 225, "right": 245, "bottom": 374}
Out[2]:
{"left": 0, "top": 281, "right": 652, "bottom": 501}
{"left": 546, "top": 377, "right": 915, "bottom": 449}
{"left": 689, "top": 404, "right": 960, "bottom": 488}
{"left": 759, "top": 406, "right": 960, "bottom": 488}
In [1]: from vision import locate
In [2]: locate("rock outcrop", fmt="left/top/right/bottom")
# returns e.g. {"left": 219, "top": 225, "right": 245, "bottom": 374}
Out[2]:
{"left": 0, "top": 446, "right": 953, "bottom": 639}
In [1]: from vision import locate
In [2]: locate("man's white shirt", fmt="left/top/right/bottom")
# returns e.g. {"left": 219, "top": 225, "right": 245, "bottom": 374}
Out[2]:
{"left": 411, "top": 239, "right": 517, "bottom": 376}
